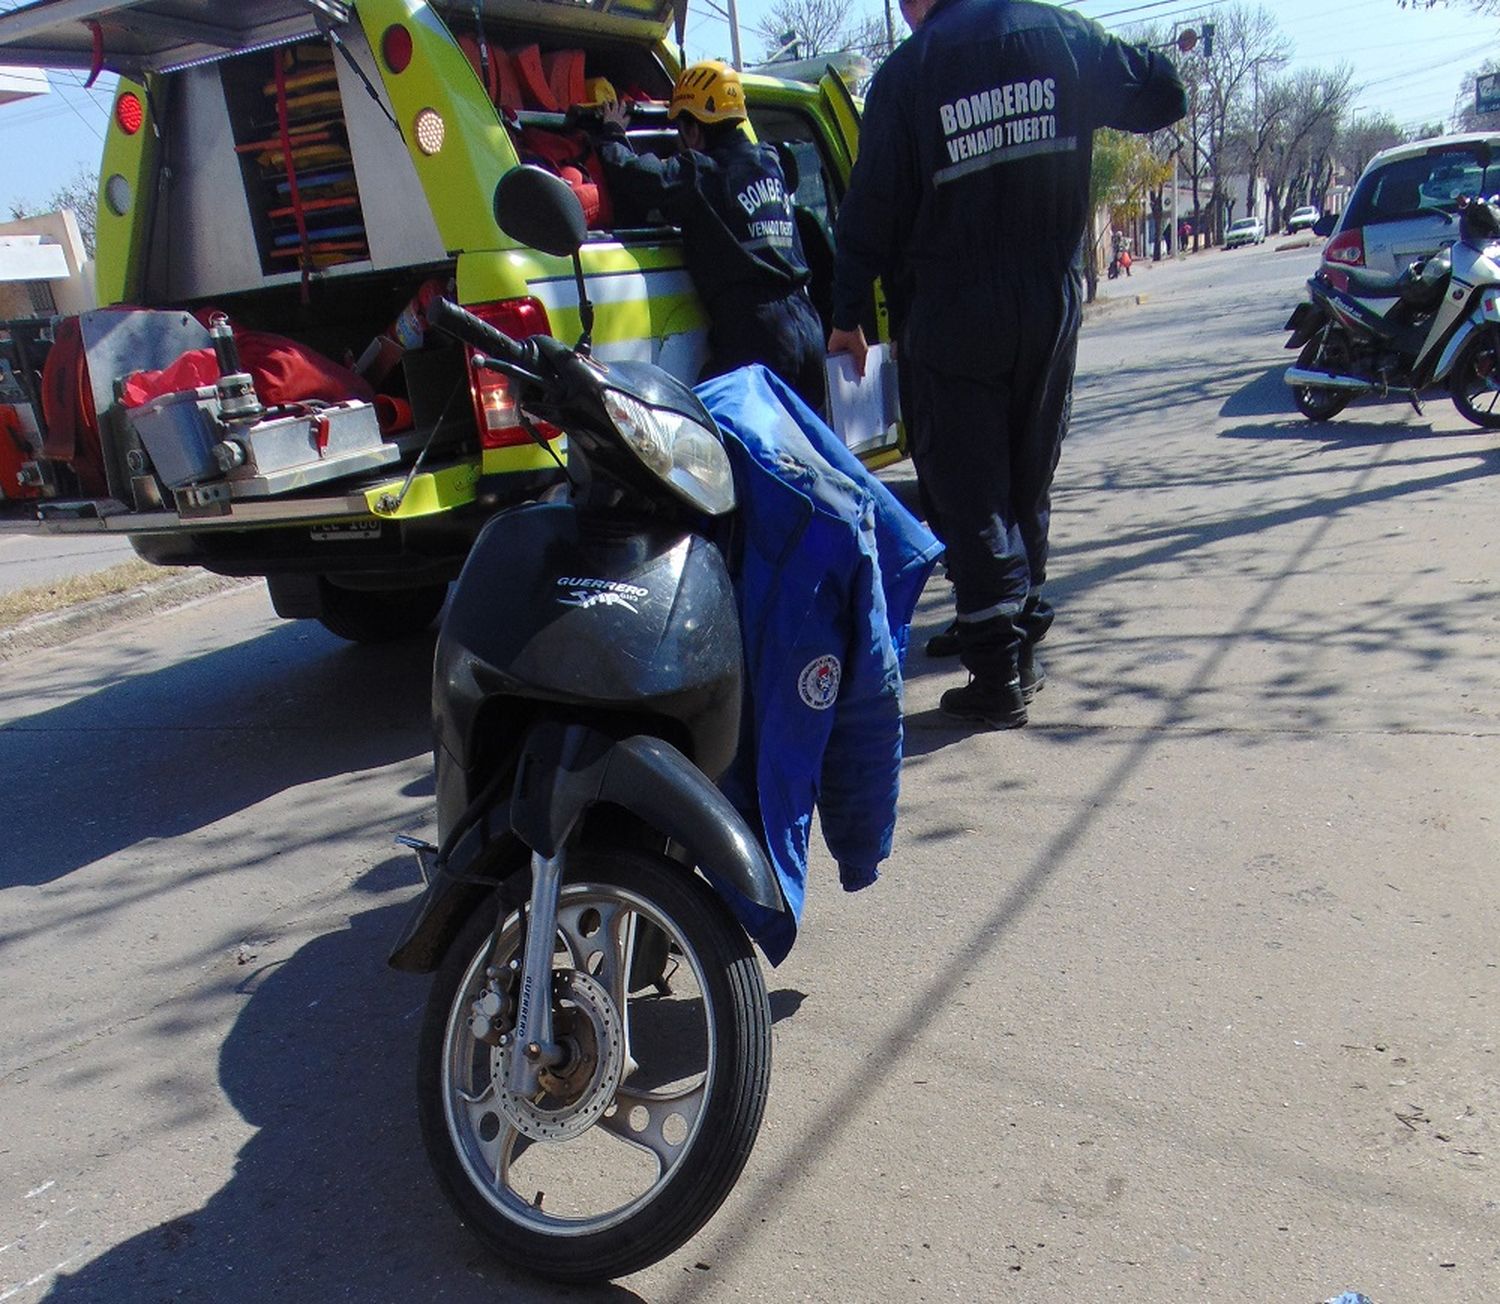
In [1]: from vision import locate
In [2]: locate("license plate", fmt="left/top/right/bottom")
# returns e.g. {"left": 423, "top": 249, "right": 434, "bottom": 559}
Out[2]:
{"left": 309, "top": 522, "right": 382, "bottom": 542}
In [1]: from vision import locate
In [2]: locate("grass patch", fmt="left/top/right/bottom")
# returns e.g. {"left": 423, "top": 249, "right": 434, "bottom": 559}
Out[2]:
{"left": 0, "top": 558, "right": 172, "bottom": 630}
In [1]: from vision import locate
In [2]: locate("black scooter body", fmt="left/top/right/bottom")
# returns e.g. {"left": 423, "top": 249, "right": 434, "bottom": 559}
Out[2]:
{"left": 432, "top": 501, "right": 744, "bottom": 836}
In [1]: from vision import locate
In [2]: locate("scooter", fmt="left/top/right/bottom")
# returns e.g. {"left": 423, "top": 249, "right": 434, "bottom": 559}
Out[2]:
{"left": 388, "top": 165, "right": 779, "bottom": 1282}
{"left": 1283, "top": 195, "right": 1500, "bottom": 428}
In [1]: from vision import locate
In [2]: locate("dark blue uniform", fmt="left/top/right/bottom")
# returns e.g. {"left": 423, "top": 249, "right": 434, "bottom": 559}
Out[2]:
{"left": 599, "top": 126, "right": 827, "bottom": 416}
{"left": 832, "top": 0, "right": 1185, "bottom": 681}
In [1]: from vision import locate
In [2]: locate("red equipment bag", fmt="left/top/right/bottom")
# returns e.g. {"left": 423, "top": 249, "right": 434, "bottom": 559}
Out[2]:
{"left": 510, "top": 45, "right": 557, "bottom": 111}
{"left": 543, "top": 50, "right": 586, "bottom": 108}
{"left": 120, "top": 328, "right": 376, "bottom": 410}
{"left": 512, "top": 124, "right": 614, "bottom": 229}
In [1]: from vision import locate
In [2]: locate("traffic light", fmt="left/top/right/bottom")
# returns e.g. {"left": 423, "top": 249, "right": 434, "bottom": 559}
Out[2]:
{"left": 1201, "top": 21, "right": 1214, "bottom": 57}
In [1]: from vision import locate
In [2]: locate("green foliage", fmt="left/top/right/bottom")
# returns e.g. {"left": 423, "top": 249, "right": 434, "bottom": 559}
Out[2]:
{"left": 1091, "top": 128, "right": 1171, "bottom": 222}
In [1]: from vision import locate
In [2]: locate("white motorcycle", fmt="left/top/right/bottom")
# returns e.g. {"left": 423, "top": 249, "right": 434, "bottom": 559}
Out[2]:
{"left": 1284, "top": 195, "right": 1500, "bottom": 428}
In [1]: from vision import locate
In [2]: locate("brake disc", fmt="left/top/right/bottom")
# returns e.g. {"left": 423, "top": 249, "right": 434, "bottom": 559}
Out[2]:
{"left": 492, "top": 969, "right": 624, "bottom": 1142}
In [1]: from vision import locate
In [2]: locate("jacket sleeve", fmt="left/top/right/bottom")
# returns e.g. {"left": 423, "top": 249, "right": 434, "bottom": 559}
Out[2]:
{"left": 1083, "top": 25, "right": 1188, "bottom": 135}
{"left": 830, "top": 67, "right": 920, "bottom": 334}
{"left": 595, "top": 129, "right": 707, "bottom": 222}
{"left": 816, "top": 508, "right": 904, "bottom": 889}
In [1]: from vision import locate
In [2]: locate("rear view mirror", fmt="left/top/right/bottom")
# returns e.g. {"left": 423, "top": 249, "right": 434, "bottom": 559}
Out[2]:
{"left": 494, "top": 165, "right": 588, "bottom": 258}
{"left": 1312, "top": 214, "right": 1335, "bottom": 238}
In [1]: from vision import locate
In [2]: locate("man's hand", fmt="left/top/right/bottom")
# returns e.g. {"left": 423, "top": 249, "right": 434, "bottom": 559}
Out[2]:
{"left": 827, "top": 325, "right": 869, "bottom": 380}
{"left": 600, "top": 99, "right": 630, "bottom": 132}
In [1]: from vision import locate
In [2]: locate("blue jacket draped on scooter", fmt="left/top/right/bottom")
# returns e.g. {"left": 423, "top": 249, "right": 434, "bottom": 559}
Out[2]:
{"left": 697, "top": 366, "right": 943, "bottom": 964}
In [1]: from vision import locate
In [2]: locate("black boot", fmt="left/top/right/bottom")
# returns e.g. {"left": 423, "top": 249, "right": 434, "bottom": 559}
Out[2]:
{"left": 925, "top": 618, "right": 960, "bottom": 658}
{"left": 940, "top": 674, "right": 1028, "bottom": 729}
{"left": 1019, "top": 644, "right": 1045, "bottom": 702}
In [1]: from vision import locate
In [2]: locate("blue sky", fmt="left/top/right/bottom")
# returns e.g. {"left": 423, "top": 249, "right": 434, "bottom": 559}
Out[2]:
{"left": 0, "top": 0, "right": 1493, "bottom": 216}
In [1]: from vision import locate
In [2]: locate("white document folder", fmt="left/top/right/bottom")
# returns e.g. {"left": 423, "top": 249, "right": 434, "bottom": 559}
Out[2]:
{"left": 825, "top": 344, "right": 900, "bottom": 454}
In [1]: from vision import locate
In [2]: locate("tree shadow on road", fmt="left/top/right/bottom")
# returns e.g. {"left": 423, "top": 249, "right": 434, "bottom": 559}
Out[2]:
{"left": 40, "top": 883, "right": 644, "bottom": 1304}
{"left": 0, "top": 626, "right": 435, "bottom": 890}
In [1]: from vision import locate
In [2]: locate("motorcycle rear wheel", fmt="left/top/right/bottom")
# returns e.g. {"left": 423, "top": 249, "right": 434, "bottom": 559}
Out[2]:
{"left": 1448, "top": 329, "right": 1500, "bottom": 429}
{"left": 1292, "top": 338, "right": 1352, "bottom": 422}
{"left": 418, "top": 849, "right": 771, "bottom": 1282}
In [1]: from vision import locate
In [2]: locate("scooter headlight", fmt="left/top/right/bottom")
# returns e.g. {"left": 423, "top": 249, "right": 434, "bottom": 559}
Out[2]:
{"left": 602, "top": 389, "right": 736, "bottom": 515}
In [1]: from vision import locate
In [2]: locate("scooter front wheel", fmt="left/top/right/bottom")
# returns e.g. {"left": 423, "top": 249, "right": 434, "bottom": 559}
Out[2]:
{"left": 1448, "top": 328, "right": 1500, "bottom": 429}
{"left": 418, "top": 849, "right": 771, "bottom": 1282}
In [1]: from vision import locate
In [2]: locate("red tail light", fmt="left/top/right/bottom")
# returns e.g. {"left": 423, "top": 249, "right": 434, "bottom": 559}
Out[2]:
{"left": 463, "top": 298, "right": 561, "bottom": 449}
{"left": 1324, "top": 227, "right": 1364, "bottom": 267}
{"left": 381, "top": 24, "right": 413, "bottom": 73}
{"left": 115, "top": 92, "right": 143, "bottom": 135}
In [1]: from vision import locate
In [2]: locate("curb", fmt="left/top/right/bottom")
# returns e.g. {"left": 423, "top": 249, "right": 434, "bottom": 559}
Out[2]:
{"left": 0, "top": 570, "right": 257, "bottom": 661}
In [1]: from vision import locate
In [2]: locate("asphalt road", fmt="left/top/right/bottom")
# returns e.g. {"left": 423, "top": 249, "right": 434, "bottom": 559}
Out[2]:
{"left": 2, "top": 242, "right": 1497, "bottom": 1303}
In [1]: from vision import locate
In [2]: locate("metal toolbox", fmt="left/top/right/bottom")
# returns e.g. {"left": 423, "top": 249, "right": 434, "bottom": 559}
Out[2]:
{"left": 220, "top": 401, "right": 399, "bottom": 497}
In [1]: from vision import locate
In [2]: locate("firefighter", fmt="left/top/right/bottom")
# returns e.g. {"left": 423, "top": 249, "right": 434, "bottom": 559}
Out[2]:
{"left": 595, "top": 61, "right": 827, "bottom": 416}
{"left": 827, "top": 0, "right": 1186, "bottom": 728}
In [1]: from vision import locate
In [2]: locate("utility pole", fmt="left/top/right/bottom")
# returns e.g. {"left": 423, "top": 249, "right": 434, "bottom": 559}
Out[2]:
{"left": 1161, "top": 24, "right": 1204, "bottom": 260}
{"left": 725, "top": 0, "right": 744, "bottom": 67}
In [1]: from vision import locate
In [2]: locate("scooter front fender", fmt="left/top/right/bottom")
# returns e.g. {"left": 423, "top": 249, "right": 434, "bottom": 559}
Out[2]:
{"left": 509, "top": 722, "right": 781, "bottom": 912}
{"left": 388, "top": 724, "right": 781, "bottom": 973}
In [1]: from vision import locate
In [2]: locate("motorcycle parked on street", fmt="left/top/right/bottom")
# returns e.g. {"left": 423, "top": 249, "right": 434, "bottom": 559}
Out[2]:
{"left": 1283, "top": 194, "right": 1500, "bottom": 428}
{"left": 388, "top": 166, "right": 780, "bottom": 1282}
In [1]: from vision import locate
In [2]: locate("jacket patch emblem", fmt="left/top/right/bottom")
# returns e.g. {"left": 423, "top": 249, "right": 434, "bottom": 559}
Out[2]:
{"left": 798, "top": 654, "right": 841, "bottom": 709}
{"left": 556, "top": 576, "right": 648, "bottom": 613}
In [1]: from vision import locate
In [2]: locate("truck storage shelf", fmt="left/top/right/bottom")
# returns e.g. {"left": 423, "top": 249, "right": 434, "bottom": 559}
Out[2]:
{"left": 0, "top": 489, "right": 387, "bottom": 534}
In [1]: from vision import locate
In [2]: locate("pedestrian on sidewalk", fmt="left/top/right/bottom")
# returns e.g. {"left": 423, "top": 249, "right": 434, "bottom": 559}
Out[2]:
{"left": 825, "top": 0, "right": 1186, "bottom": 728}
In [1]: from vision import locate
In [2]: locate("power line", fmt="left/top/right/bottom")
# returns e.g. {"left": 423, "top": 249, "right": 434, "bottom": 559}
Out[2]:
{"left": 1357, "top": 49, "right": 1476, "bottom": 93}
{"left": 1086, "top": 0, "right": 1209, "bottom": 22}
{"left": 1102, "top": 0, "right": 1226, "bottom": 35}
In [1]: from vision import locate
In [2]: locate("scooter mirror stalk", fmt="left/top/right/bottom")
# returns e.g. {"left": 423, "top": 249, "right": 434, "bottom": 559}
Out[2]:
{"left": 495, "top": 164, "right": 596, "bottom": 354}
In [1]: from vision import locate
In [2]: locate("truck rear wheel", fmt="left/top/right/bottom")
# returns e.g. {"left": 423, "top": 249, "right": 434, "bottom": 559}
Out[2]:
{"left": 317, "top": 581, "right": 447, "bottom": 643}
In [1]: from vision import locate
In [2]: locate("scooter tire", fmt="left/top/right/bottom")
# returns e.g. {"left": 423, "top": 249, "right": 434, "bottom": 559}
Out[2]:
{"left": 417, "top": 848, "right": 771, "bottom": 1282}
{"left": 1292, "top": 339, "right": 1351, "bottom": 422}
{"left": 1448, "top": 329, "right": 1500, "bottom": 429}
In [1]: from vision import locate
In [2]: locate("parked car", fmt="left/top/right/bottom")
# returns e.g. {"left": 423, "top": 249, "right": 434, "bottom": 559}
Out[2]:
{"left": 1224, "top": 216, "right": 1266, "bottom": 248}
{"left": 1319, "top": 132, "right": 1500, "bottom": 276}
{"left": 1285, "top": 205, "right": 1320, "bottom": 234}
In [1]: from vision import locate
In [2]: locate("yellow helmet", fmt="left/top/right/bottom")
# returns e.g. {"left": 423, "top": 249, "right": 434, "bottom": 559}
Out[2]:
{"left": 669, "top": 60, "right": 746, "bottom": 125}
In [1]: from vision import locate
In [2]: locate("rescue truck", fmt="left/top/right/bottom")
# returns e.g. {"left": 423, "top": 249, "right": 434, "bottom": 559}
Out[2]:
{"left": 0, "top": 0, "right": 895, "bottom": 641}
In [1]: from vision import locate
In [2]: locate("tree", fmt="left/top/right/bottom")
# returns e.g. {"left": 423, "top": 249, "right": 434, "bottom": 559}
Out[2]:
{"left": 758, "top": 0, "right": 893, "bottom": 74}
{"left": 8, "top": 165, "right": 96, "bottom": 259}
{"left": 1086, "top": 129, "right": 1166, "bottom": 299}
{"left": 1254, "top": 67, "right": 1355, "bottom": 230}
{"left": 1453, "top": 59, "right": 1500, "bottom": 130}
{"left": 1336, "top": 113, "right": 1405, "bottom": 180}
{"left": 1195, "top": 4, "right": 1289, "bottom": 242}
{"left": 1399, "top": 0, "right": 1500, "bottom": 11}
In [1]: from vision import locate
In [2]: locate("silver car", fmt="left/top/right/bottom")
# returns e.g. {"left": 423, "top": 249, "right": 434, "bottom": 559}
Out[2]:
{"left": 1225, "top": 216, "right": 1265, "bottom": 248}
{"left": 1322, "top": 132, "right": 1500, "bottom": 276}
{"left": 1286, "top": 205, "right": 1320, "bottom": 234}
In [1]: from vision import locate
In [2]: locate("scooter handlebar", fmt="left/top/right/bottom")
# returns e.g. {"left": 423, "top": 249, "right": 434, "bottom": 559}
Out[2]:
{"left": 426, "top": 297, "right": 534, "bottom": 368}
